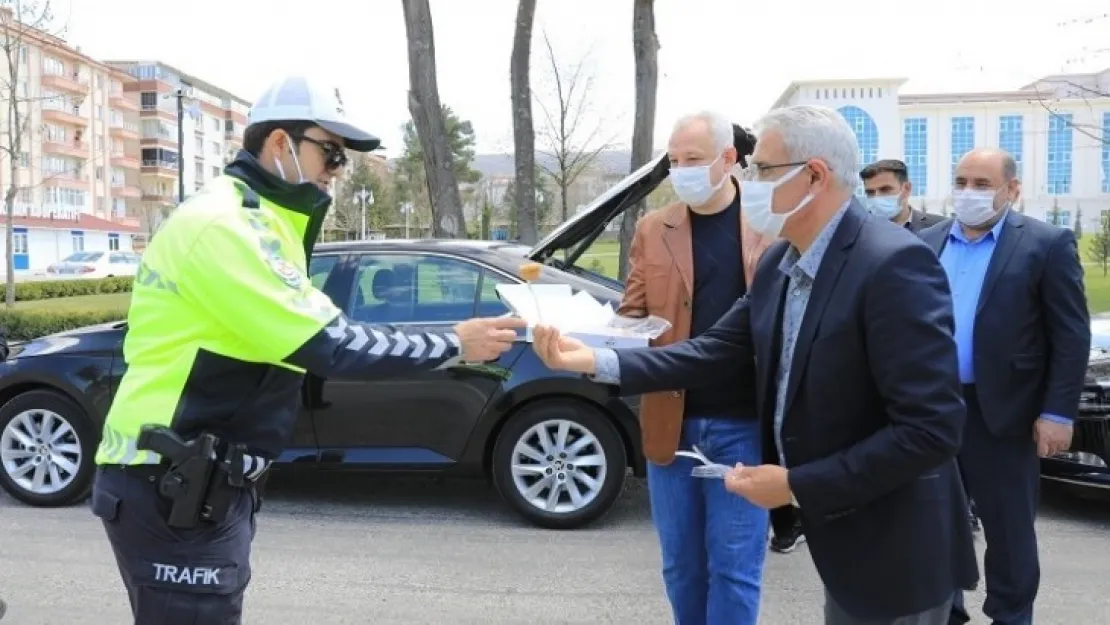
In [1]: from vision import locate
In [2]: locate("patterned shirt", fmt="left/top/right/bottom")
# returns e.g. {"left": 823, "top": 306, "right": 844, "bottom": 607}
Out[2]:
{"left": 772, "top": 201, "right": 850, "bottom": 465}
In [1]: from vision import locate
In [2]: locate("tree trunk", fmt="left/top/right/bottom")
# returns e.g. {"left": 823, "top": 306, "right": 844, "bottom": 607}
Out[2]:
{"left": 510, "top": 0, "right": 538, "bottom": 244}
{"left": 402, "top": 0, "right": 466, "bottom": 238}
{"left": 560, "top": 182, "right": 569, "bottom": 223}
{"left": 619, "top": 0, "right": 659, "bottom": 281}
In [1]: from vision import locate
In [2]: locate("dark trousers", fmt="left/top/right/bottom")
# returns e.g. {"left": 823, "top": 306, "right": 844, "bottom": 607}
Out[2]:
{"left": 950, "top": 385, "right": 1040, "bottom": 625}
{"left": 827, "top": 590, "right": 952, "bottom": 625}
{"left": 90, "top": 466, "right": 257, "bottom": 625}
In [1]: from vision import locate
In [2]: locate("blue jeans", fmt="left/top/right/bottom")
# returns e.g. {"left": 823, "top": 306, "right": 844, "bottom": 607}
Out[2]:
{"left": 647, "top": 417, "right": 769, "bottom": 625}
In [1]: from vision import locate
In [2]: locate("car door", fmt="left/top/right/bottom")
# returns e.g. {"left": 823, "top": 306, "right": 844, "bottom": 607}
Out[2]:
{"left": 283, "top": 252, "right": 345, "bottom": 458}
{"left": 309, "top": 252, "right": 520, "bottom": 467}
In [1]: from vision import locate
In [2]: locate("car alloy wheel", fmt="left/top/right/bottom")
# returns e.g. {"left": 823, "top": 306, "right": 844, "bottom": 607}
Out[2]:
{"left": 0, "top": 390, "right": 96, "bottom": 507}
{"left": 1, "top": 408, "right": 83, "bottom": 496}
{"left": 492, "top": 399, "right": 627, "bottom": 530}
{"left": 510, "top": 418, "right": 608, "bottom": 514}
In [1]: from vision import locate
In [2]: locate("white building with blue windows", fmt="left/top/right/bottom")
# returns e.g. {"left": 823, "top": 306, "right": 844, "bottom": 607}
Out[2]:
{"left": 770, "top": 68, "right": 1110, "bottom": 231}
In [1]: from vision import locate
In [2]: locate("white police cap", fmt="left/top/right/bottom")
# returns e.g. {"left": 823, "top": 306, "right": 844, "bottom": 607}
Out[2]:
{"left": 248, "top": 76, "right": 381, "bottom": 152}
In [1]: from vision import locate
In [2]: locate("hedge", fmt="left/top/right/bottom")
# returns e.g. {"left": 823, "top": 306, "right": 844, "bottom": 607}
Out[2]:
{"left": 10, "top": 276, "right": 134, "bottom": 302}
{"left": 0, "top": 309, "right": 127, "bottom": 342}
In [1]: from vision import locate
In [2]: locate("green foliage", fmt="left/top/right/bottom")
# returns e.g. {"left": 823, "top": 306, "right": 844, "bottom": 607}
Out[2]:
{"left": 1087, "top": 212, "right": 1110, "bottom": 277}
{"left": 0, "top": 310, "right": 126, "bottom": 342}
{"left": 394, "top": 105, "right": 481, "bottom": 221}
{"left": 9, "top": 276, "right": 133, "bottom": 302}
{"left": 333, "top": 155, "right": 397, "bottom": 236}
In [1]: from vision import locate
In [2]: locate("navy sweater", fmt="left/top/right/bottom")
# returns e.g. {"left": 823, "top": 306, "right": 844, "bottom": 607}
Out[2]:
{"left": 685, "top": 195, "right": 756, "bottom": 419}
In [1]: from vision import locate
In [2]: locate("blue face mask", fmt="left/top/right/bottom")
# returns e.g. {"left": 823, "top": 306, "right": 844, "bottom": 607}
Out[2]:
{"left": 866, "top": 194, "right": 903, "bottom": 220}
{"left": 670, "top": 155, "right": 726, "bottom": 207}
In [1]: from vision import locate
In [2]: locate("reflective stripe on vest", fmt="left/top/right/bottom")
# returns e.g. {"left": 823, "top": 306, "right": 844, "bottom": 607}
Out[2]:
{"left": 96, "top": 424, "right": 273, "bottom": 480}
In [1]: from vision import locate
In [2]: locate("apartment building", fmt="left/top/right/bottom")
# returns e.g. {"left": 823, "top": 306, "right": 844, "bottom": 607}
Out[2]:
{"left": 106, "top": 61, "right": 250, "bottom": 231}
{"left": 0, "top": 12, "right": 144, "bottom": 274}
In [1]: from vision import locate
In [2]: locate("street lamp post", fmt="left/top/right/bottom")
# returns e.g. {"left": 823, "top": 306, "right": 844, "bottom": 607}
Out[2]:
{"left": 401, "top": 202, "right": 413, "bottom": 239}
{"left": 165, "top": 87, "right": 197, "bottom": 204}
{"left": 356, "top": 186, "right": 373, "bottom": 240}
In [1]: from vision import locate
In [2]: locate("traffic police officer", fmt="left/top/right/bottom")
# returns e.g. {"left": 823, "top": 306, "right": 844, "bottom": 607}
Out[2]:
{"left": 89, "top": 75, "right": 525, "bottom": 625}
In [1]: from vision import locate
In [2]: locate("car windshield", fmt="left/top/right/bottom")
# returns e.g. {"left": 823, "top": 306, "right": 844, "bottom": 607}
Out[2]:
{"left": 63, "top": 252, "right": 104, "bottom": 263}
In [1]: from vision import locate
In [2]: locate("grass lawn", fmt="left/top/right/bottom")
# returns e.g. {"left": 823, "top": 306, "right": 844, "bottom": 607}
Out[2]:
{"left": 12, "top": 292, "right": 131, "bottom": 314}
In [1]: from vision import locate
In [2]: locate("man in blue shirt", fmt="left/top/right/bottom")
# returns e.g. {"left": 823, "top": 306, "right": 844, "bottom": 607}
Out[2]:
{"left": 918, "top": 148, "right": 1090, "bottom": 625}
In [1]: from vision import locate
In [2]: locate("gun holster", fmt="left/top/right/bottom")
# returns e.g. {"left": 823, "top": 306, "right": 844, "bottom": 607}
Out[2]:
{"left": 135, "top": 425, "right": 248, "bottom": 529}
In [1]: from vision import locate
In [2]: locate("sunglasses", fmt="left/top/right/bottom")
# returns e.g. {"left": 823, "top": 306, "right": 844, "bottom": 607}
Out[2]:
{"left": 294, "top": 134, "right": 348, "bottom": 171}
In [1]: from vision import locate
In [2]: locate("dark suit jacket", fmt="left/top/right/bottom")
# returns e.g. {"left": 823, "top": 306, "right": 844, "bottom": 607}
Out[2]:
{"left": 905, "top": 208, "right": 944, "bottom": 233}
{"left": 612, "top": 201, "right": 978, "bottom": 619}
{"left": 918, "top": 212, "right": 1090, "bottom": 436}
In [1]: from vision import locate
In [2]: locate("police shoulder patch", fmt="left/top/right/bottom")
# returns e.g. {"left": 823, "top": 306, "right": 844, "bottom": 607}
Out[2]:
{"left": 267, "top": 254, "right": 303, "bottom": 289}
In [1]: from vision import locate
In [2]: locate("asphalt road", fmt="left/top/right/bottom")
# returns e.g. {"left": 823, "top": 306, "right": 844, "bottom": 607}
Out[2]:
{"left": 1, "top": 473, "right": 1108, "bottom": 625}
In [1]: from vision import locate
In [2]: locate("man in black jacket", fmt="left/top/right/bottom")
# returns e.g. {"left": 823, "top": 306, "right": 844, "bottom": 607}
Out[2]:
{"left": 860, "top": 159, "right": 944, "bottom": 233}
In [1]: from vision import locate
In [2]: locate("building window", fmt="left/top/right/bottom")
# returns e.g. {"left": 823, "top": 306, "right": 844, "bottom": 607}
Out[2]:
{"left": 42, "top": 56, "right": 64, "bottom": 76}
{"left": 95, "top": 165, "right": 103, "bottom": 180}
{"left": 195, "top": 161, "right": 204, "bottom": 180}
{"left": 141, "top": 148, "right": 179, "bottom": 168}
{"left": 210, "top": 141, "right": 220, "bottom": 156}
{"left": 998, "top": 115, "right": 1023, "bottom": 177}
{"left": 195, "top": 136, "right": 203, "bottom": 152}
{"left": 902, "top": 118, "right": 928, "bottom": 197}
{"left": 1046, "top": 113, "right": 1073, "bottom": 195}
{"left": 108, "top": 233, "right": 120, "bottom": 251}
{"left": 95, "top": 105, "right": 102, "bottom": 119}
{"left": 44, "top": 123, "right": 67, "bottom": 143}
{"left": 140, "top": 92, "right": 158, "bottom": 110}
{"left": 13, "top": 230, "right": 28, "bottom": 255}
{"left": 211, "top": 165, "right": 221, "bottom": 179}
{"left": 837, "top": 106, "right": 879, "bottom": 170}
{"left": 1101, "top": 112, "right": 1110, "bottom": 194}
{"left": 72, "top": 231, "right": 85, "bottom": 252}
{"left": 950, "top": 117, "right": 975, "bottom": 181}
{"left": 18, "top": 152, "right": 28, "bottom": 168}
{"left": 211, "top": 117, "right": 221, "bottom": 132}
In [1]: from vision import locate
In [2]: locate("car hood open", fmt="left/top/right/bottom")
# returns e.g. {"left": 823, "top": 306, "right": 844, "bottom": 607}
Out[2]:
{"left": 526, "top": 154, "right": 670, "bottom": 265}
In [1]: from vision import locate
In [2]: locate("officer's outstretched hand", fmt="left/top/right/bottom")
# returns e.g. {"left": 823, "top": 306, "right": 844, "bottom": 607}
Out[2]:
{"left": 454, "top": 316, "right": 528, "bottom": 362}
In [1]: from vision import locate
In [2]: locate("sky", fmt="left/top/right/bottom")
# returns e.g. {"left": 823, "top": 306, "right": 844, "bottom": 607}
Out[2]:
{"left": 63, "top": 0, "right": 1110, "bottom": 159}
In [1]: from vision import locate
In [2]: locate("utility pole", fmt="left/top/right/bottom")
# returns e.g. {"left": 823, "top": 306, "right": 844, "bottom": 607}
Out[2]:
{"left": 356, "top": 186, "right": 373, "bottom": 240}
{"left": 174, "top": 88, "right": 185, "bottom": 203}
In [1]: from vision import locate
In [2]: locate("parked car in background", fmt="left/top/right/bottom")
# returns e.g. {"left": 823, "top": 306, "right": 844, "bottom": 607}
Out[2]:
{"left": 1, "top": 154, "right": 1107, "bottom": 529}
{"left": 46, "top": 251, "right": 141, "bottom": 279}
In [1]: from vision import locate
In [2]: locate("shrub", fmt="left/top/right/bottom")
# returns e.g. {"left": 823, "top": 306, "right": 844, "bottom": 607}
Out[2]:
{"left": 10, "top": 276, "right": 134, "bottom": 302}
{"left": 0, "top": 310, "right": 127, "bottom": 342}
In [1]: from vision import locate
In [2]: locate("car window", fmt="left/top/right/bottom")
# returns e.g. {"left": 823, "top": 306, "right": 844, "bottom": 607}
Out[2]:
{"left": 64, "top": 251, "right": 103, "bottom": 262}
{"left": 308, "top": 254, "right": 340, "bottom": 291}
{"left": 348, "top": 254, "right": 510, "bottom": 324}
{"left": 109, "top": 253, "right": 128, "bottom": 264}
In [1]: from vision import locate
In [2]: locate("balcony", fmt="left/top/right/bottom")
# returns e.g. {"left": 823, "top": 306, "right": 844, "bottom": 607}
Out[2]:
{"left": 142, "top": 191, "right": 175, "bottom": 204}
{"left": 42, "top": 140, "right": 89, "bottom": 159}
{"left": 42, "top": 108, "right": 88, "bottom": 127}
{"left": 40, "top": 72, "right": 90, "bottom": 95}
{"left": 109, "top": 122, "right": 140, "bottom": 140}
{"left": 141, "top": 160, "right": 179, "bottom": 179}
{"left": 42, "top": 173, "right": 90, "bottom": 190}
{"left": 112, "top": 184, "right": 142, "bottom": 198}
{"left": 109, "top": 92, "right": 139, "bottom": 112}
{"left": 110, "top": 152, "right": 140, "bottom": 169}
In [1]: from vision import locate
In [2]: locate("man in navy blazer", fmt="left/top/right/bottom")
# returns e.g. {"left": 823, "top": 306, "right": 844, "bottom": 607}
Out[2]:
{"left": 918, "top": 148, "right": 1090, "bottom": 625}
{"left": 533, "top": 105, "right": 978, "bottom": 624}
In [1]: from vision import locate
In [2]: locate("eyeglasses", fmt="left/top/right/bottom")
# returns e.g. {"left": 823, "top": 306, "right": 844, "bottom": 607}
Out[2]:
{"left": 739, "top": 161, "right": 809, "bottom": 181}
{"left": 295, "top": 135, "right": 348, "bottom": 171}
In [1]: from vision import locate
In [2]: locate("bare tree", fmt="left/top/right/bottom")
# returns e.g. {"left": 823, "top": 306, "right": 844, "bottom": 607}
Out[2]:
{"left": 535, "top": 32, "right": 619, "bottom": 224}
{"left": 1, "top": 0, "right": 62, "bottom": 306}
{"left": 1025, "top": 14, "right": 1109, "bottom": 148}
{"left": 618, "top": 0, "right": 659, "bottom": 281}
{"left": 401, "top": 0, "right": 466, "bottom": 238}
{"left": 509, "top": 0, "right": 538, "bottom": 245}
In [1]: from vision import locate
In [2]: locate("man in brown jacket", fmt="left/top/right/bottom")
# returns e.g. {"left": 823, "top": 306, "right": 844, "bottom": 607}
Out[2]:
{"left": 619, "top": 113, "right": 772, "bottom": 625}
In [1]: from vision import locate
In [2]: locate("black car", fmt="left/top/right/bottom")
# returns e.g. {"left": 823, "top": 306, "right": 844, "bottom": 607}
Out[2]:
{"left": 0, "top": 156, "right": 670, "bottom": 530}
{"left": 2, "top": 153, "right": 1108, "bottom": 527}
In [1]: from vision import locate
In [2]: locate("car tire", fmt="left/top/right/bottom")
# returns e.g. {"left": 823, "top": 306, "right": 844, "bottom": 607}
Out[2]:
{"left": 492, "top": 399, "right": 627, "bottom": 530}
{"left": 0, "top": 389, "right": 97, "bottom": 507}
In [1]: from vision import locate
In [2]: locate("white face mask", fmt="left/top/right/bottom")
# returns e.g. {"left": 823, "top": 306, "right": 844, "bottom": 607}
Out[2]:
{"left": 739, "top": 164, "right": 814, "bottom": 239}
{"left": 273, "top": 134, "right": 307, "bottom": 185}
{"left": 952, "top": 189, "right": 1002, "bottom": 227}
{"left": 866, "top": 194, "right": 903, "bottom": 220}
{"left": 670, "top": 155, "right": 726, "bottom": 207}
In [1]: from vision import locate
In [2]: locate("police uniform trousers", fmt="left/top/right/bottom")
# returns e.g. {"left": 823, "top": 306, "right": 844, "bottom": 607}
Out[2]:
{"left": 91, "top": 465, "right": 256, "bottom": 625}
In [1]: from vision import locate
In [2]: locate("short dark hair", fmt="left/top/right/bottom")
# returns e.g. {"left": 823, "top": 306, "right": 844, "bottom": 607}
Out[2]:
{"left": 732, "top": 124, "right": 756, "bottom": 167}
{"left": 242, "top": 120, "right": 318, "bottom": 157}
{"left": 859, "top": 159, "right": 908, "bottom": 184}
{"left": 1001, "top": 153, "right": 1018, "bottom": 181}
